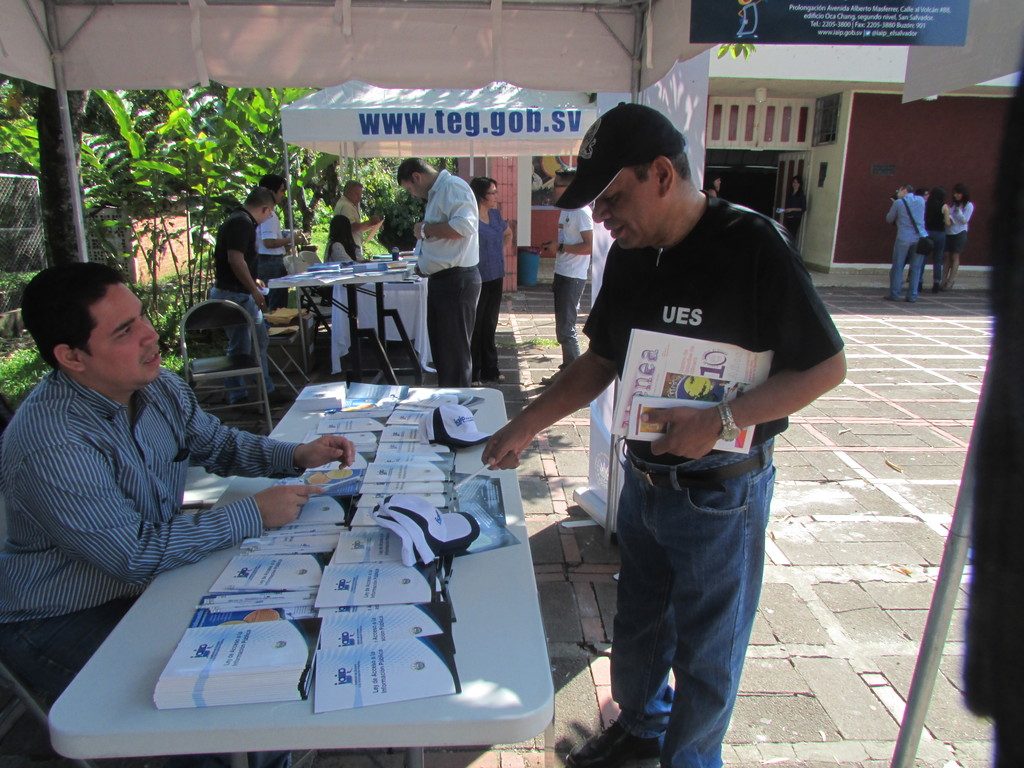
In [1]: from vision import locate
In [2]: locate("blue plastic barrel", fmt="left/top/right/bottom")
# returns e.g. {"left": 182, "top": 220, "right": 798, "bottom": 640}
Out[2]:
{"left": 517, "top": 247, "right": 541, "bottom": 287}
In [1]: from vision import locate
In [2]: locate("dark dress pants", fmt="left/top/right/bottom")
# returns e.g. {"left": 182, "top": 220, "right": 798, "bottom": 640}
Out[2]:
{"left": 471, "top": 277, "right": 503, "bottom": 381}
{"left": 427, "top": 267, "right": 481, "bottom": 388}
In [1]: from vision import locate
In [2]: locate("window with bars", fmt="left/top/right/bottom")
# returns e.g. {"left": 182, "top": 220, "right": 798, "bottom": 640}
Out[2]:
{"left": 813, "top": 93, "right": 841, "bottom": 146}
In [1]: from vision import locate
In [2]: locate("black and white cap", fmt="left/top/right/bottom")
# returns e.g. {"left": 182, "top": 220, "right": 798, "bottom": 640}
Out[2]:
{"left": 373, "top": 494, "right": 480, "bottom": 567}
{"left": 555, "top": 102, "right": 686, "bottom": 210}
{"left": 422, "top": 403, "right": 491, "bottom": 448}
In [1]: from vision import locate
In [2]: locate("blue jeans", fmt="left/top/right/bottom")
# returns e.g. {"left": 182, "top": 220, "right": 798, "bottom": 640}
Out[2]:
{"left": 0, "top": 598, "right": 289, "bottom": 768}
{"left": 611, "top": 442, "right": 776, "bottom": 768}
{"left": 208, "top": 287, "right": 274, "bottom": 402}
{"left": 890, "top": 237, "right": 924, "bottom": 301}
{"left": 257, "top": 254, "right": 289, "bottom": 311}
{"left": 552, "top": 274, "right": 586, "bottom": 366}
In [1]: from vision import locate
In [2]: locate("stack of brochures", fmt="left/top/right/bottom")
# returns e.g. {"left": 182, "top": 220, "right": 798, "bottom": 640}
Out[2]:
{"left": 154, "top": 383, "right": 521, "bottom": 711}
{"left": 153, "top": 616, "right": 321, "bottom": 709}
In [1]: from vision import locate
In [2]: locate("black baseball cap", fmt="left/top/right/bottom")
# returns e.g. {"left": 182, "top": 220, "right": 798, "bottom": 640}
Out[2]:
{"left": 556, "top": 103, "right": 686, "bottom": 210}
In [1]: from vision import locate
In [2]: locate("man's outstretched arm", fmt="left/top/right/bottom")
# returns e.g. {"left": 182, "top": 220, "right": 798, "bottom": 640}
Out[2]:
{"left": 483, "top": 350, "right": 618, "bottom": 469}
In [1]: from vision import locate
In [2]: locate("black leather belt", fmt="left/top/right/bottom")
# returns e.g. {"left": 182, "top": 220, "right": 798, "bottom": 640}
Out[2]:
{"left": 626, "top": 444, "right": 773, "bottom": 490}
{"left": 427, "top": 265, "right": 476, "bottom": 279}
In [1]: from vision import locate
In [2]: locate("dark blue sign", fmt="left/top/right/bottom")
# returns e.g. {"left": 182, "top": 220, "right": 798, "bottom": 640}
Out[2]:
{"left": 690, "top": 0, "right": 969, "bottom": 45}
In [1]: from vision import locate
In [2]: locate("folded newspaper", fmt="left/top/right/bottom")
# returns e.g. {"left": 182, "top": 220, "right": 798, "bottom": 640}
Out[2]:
{"left": 614, "top": 329, "right": 773, "bottom": 454}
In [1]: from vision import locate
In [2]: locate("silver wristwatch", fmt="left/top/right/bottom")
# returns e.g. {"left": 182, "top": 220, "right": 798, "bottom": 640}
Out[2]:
{"left": 716, "top": 402, "right": 740, "bottom": 441}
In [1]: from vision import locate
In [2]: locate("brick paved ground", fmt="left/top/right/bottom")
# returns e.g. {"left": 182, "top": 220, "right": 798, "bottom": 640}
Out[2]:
{"left": 0, "top": 277, "right": 995, "bottom": 768}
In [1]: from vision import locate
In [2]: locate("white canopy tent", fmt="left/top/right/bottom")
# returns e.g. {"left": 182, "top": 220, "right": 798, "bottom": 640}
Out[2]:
{"left": 0, "top": 0, "right": 706, "bottom": 260}
{"left": 0, "top": 0, "right": 705, "bottom": 94}
{"left": 903, "top": 0, "right": 1022, "bottom": 102}
{"left": 281, "top": 81, "right": 598, "bottom": 159}
{"left": 280, "top": 81, "right": 599, "bottom": 246}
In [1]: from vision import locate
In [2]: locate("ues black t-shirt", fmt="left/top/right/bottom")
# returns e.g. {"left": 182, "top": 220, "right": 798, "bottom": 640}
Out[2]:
{"left": 584, "top": 197, "right": 843, "bottom": 463}
{"left": 213, "top": 209, "right": 259, "bottom": 292}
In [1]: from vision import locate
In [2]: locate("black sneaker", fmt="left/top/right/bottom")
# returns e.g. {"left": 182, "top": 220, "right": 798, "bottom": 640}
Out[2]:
{"left": 565, "top": 722, "right": 661, "bottom": 768}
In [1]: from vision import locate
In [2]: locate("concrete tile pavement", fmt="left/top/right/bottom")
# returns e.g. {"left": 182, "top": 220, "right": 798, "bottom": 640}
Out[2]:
{"left": 464, "top": 279, "right": 993, "bottom": 768}
{"left": 0, "top": 274, "right": 995, "bottom": 768}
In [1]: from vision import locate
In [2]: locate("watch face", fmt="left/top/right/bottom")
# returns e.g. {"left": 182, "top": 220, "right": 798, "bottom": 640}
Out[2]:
{"left": 721, "top": 425, "right": 740, "bottom": 441}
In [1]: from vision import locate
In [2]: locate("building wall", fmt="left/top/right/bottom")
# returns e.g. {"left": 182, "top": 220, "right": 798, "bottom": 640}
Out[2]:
{"left": 835, "top": 92, "right": 1005, "bottom": 266}
{"left": 458, "top": 157, "right": 519, "bottom": 290}
{"left": 489, "top": 157, "right": 520, "bottom": 292}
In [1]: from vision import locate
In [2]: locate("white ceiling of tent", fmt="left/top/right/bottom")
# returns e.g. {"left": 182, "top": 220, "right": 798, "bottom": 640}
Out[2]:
{"left": 0, "top": 0, "right": 707, "bottom": 93}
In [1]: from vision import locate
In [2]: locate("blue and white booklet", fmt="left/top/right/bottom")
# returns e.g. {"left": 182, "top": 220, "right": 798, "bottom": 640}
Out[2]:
{"left": 330, "top": 528, "right": 405, "bottom": 565}
{"left": 190, "top": 603, "right": 317, "bottom": 627}
{"left": 241, "top": 530, "right": 341, "bottom": 555}
{"left": 154, "top": 617, "right": 321, "bottom": 709}
{"left": 318, "top": 603, "right": 451, "bottom": 650}
{"left": 208, "top": 554, "right": 330, "bottom": 593}
{"left": 314, "top": 636, "right": 460, "bottom": 712}
{"left": 195, "top": 589, "right": 318, "bottom": 613}
{"left": 315, "top": 563, "right": 436, "bottom": 608}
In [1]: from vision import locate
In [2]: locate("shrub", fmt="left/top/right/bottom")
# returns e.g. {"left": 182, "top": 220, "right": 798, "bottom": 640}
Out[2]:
{"left": 0, "top": 345, "right": 48, "bottom": 406}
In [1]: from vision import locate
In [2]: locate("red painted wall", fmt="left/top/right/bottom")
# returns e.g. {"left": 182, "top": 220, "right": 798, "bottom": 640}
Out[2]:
{"left": 835, "top": 93, "right": 1005, "bottom": 267}
{"left": 531, "top": 208, "right": 559, "bottom": 251}
{"left": 458, "top": 157, "right": 519, "bottom": 290}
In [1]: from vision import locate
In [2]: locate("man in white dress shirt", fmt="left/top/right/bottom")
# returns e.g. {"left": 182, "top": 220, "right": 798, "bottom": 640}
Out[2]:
{"left": 397, "top": 159, "right": 481, "bottom": 387}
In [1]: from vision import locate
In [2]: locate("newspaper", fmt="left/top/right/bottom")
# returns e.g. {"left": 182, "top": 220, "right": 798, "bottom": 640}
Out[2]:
{"left": 613, "top": 329, "right": 773, "bottom": 454}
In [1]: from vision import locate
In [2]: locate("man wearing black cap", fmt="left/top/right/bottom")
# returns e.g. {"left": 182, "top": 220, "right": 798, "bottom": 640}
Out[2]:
{"left": 483, "top": 104, "right": 846, "bottom": 768}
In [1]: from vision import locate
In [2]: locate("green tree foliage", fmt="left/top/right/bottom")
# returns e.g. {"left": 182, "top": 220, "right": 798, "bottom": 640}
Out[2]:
{"left": 0, "top": 77, "right": 456, "bottom": 370}
{"left": 717, "top": 43, "right": 756, "bottom": 59}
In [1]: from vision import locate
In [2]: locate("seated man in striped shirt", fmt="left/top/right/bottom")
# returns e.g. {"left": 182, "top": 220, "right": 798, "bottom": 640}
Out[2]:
{"left": 0, "top": 262, "right": 353, "bottom": 724}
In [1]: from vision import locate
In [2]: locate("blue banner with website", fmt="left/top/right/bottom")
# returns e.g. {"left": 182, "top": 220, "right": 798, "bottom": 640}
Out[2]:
{"left": 690, "top": 0, "right": 969, "bottom": 45}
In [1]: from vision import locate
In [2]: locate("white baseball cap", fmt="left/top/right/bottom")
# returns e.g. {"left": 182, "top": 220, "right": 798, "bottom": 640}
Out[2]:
{"left": 372, "top": 494, "right": 480, "bottom": 567}
{"left": 422, "top": 404, "right": 491, "bottom": 448}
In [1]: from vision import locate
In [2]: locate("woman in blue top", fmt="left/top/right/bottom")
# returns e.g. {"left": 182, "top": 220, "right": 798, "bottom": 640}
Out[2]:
{"left": 469, "top": 176, "right": 512, "bottom": 385}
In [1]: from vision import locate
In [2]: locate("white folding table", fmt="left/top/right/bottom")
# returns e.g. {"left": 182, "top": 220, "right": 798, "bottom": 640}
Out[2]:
{"left": 330, "top": 280, "right": 431, "bottom": 376}
{"left": 270, "top": 267, "right": 425, "bottom": 385}
{"left": 48, "top": 386, "right": 553, "bottom": 764}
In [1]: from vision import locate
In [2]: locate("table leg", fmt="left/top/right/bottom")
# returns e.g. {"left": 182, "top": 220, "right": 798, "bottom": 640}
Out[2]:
{"left": 344, "top": 283, "right": 402, "bottom": 384}
{"left": 405, "top": 747, "right": 425, "bottom": 768}
{"left": 345, "top": 284, "right": 364, "bottom": 383}
{"left": 376, "top": 283, "right": 424, "bottom": 385}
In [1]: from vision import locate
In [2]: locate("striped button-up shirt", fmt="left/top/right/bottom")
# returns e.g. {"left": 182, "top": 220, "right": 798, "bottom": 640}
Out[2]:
{"left": 0, "top": 370, "right": 300, "bottom": 623}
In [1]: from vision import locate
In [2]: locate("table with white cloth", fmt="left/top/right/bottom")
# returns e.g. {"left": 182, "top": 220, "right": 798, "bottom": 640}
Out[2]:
{"left": 269, "top": 265, "right": 425, "bottom": 384}
{"left": 330, "top": 279, "right": 431, "bottom": 376}
{"left": 48, "top": 385, "right": 553, "bottom": 766}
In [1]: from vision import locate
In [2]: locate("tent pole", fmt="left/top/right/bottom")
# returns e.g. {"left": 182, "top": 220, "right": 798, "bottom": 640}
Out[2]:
{"left": 890, "top": 428, "right": 977, "bottom": 768}
{"left": 282, "top": 137, "right": 296, "bottom": 235}
{"left": 45, "top": 0, "right": 90, "bottom": 262}
{"left": 630, "top": 4, "right": 643, "bottom": 102}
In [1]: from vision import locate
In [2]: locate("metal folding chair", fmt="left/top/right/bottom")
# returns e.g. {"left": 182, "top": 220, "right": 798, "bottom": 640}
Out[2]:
{"left": 180, "top": 299, "right": 273, "bottom": 433}
{"left": 267, "top": 325, "right": 310, "bottom": 395}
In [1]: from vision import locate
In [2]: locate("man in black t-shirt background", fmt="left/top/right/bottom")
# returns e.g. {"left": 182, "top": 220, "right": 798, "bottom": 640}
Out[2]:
{"left": 483, "top": 104, "right": 846, "bottom": 768}
{"left": 210, "top": 186, "right": 283, "bottom": 404}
